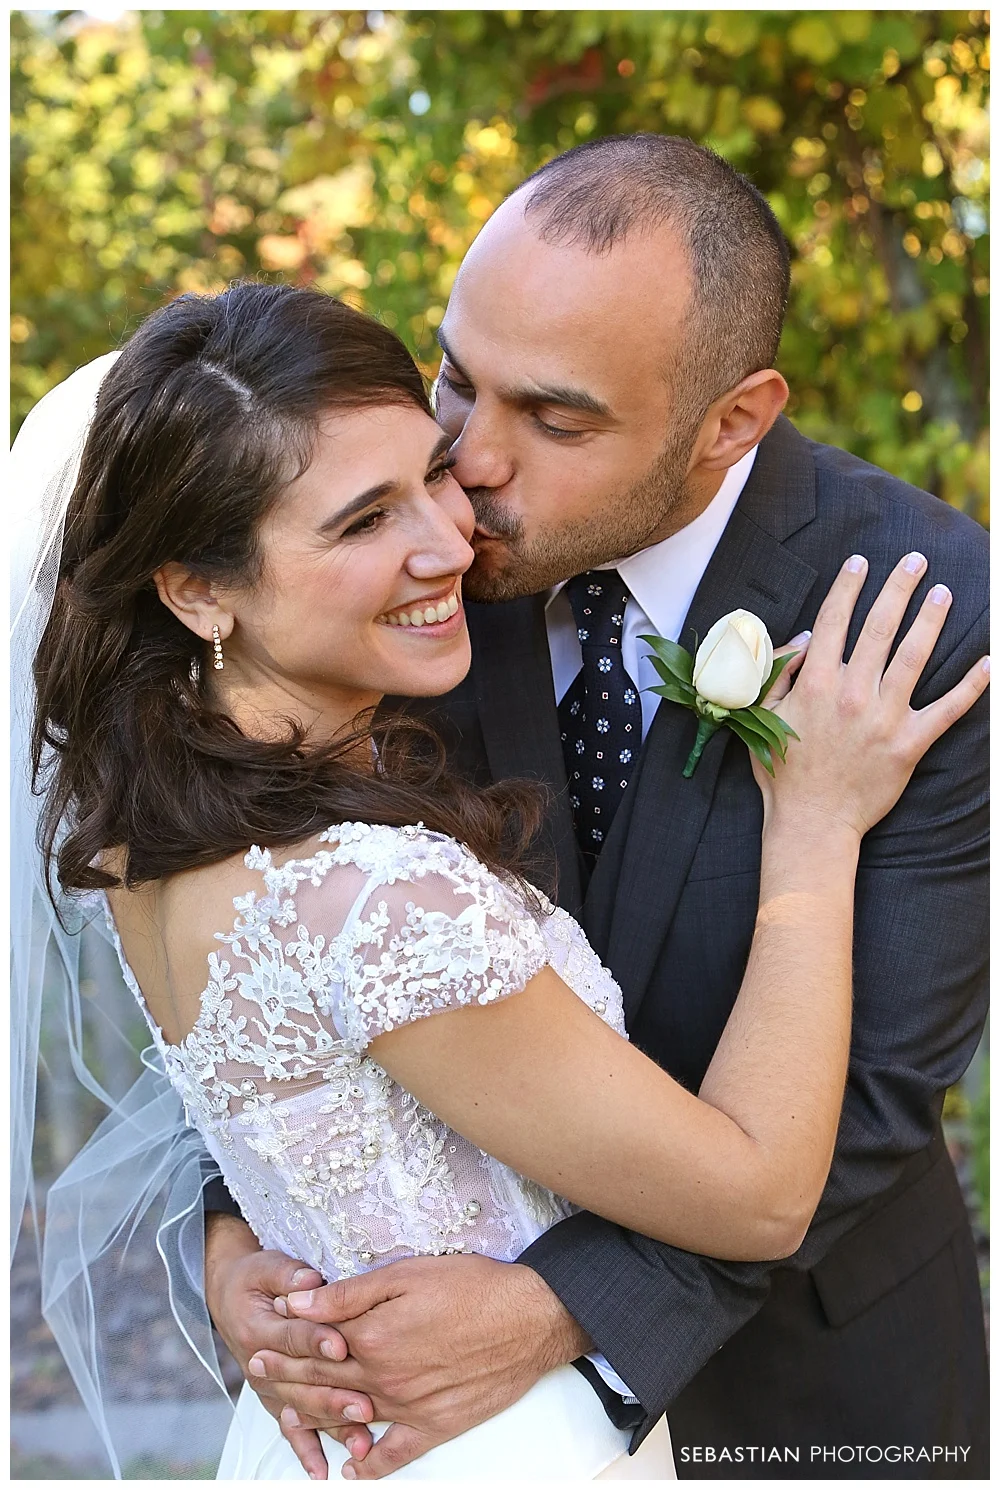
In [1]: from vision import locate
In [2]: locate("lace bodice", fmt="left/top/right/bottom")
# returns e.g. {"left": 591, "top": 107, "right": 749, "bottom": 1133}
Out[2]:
{"left": 104, "top": 823, "right": 628, "bottom": 1278}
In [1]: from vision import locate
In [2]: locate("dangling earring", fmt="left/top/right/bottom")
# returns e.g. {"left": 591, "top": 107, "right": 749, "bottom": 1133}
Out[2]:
{"left": 211, "top": 624, "right": 225, "bottom": 671}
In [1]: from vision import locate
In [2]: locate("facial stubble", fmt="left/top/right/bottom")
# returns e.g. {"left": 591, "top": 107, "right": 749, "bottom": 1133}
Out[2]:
{"left": 461, "top": 426, "right": 698, "bottom": 603}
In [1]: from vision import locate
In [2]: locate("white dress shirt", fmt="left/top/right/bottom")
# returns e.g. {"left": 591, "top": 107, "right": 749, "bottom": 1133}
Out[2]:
{"left": 547, "top": 445, "right": 758, "bottom": 740}
{"left": 546, "top": 445, "right": 758, "bottom": 1403}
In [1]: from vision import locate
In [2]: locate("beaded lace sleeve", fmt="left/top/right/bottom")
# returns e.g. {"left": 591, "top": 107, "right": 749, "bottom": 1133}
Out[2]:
{"left": 276, "top": 825, "right": 553, "bottom": 1053}
{"left": 119, "top": 827, "right": 570, "bottom": 1281}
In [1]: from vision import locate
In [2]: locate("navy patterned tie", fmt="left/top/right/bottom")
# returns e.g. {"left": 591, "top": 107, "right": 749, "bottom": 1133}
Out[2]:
{"left": 557, "top": 571, "right": 642, "bottom": 868}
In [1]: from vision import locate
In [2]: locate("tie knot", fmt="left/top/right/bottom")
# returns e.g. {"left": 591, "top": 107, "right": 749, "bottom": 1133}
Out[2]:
{"left": 564, "top": 570, "right": 630, "bottom": 649}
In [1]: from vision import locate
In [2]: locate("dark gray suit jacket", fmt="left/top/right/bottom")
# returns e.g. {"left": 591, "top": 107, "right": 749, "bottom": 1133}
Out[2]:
{"left": 418, "top": 415, "right": 989, "bottom": 1473}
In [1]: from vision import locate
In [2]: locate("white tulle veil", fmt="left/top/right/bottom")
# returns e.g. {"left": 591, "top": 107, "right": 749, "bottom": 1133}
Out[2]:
{"left": 10, "top": 355, "right": 235, "bottom": 1475}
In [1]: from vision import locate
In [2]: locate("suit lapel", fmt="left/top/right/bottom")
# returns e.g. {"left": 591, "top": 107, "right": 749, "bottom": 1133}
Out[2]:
{"left": 595, "top": 417, "right": 821, "bottom": 1020}
{"left": 467, "top": 596, "right": 584, "bottom": 914}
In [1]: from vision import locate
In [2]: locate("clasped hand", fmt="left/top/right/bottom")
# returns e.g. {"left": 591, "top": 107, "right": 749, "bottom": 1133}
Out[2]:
{"left": 209, "top": 1231, "right": 588, "bottom": 1481}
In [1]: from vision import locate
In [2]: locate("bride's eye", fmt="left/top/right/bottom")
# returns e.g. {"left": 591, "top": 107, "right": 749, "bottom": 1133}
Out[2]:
{"left": 344, "top": 508, "right": 389, "bottom": 537}
{"left": 426, "top": 458, "right": 457, "bottom": 487}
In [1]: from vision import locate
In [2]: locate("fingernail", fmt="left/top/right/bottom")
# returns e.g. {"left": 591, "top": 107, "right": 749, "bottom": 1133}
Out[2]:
{"left": 982, "top": 657, "right": 990, "bottom": 675}
{"left": 846, "top": 554, "right": 867, "bottom": 573}
{"left": 790, "top": 630, "right": 812, "bottom": 645}
{"left": 929, "top": 583, "right": 951, "bottom": 605}
{"left": 273, "top": 1296, "right": 288, "bottom": 1317}
{"left": 288, "top": 1290, "right": 315, "bottom": 1310}
{"left": 347, "top": 1437, "right": 366, "bottom": 1458}
{"left": 344, "top": 1405, "right": 366, "bottom": 1422}
{"left": 282, "top": 1408, "right": 301, "bottom": 1429}
{"left": 248, "top": 1356, "right": 266, "bottom": 1378}
{"left": 903, "top": 551, "right": 927, "bottom": 574}
{"left": 320, "top": 1339, "right": 341, "bottom": 1361}
{"left": 342, "top": 1466, "right": 357, "bottom": 1480}
{"left": 292, "top": 1268, "right": 318, "bottom": 1286}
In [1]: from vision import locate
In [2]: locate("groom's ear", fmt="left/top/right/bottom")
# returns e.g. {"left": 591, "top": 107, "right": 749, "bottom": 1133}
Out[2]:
{"left": 153, "top": 562, "right": 234, "bottom": 642}
{"left": 689, "top": 368, "right": 789, "bottom": 475}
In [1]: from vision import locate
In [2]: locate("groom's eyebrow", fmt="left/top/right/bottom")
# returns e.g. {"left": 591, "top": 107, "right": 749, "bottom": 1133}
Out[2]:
{"left": 437, "top": 328, "right": 612, "bottom": 420}
{"left": 498, "top": 378, "right": 614, "bottom": 419}
{"left": 319, "top": 434, "right": 453, "bottom": 533}
{"left": 436, "top": 328, "right": 469, "bottom": 379}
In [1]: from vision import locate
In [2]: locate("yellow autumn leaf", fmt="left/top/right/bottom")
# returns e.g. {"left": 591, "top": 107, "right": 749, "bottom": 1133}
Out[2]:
{"left": 257, "top": 234, "right": 308, "bottom": 271}
{"left": 741, "top": 96, "right": 785, "bottom": 135}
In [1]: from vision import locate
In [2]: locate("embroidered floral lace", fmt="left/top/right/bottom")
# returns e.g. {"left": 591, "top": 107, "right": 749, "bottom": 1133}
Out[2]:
{"left": 103, "top": 823, "right": 628, "bottom": 1279}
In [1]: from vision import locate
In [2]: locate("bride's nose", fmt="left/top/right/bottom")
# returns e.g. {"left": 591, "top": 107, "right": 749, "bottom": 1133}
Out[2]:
{"left": 407, "top": 494, "right": 476, "bottom": 580}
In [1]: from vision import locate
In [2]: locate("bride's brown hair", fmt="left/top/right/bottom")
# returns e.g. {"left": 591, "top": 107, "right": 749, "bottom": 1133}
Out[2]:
{"left": 33, "top": 282, "right": 550, "bottom": 897}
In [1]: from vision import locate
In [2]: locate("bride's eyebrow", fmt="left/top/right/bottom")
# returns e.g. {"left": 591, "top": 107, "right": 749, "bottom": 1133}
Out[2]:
{"left": 317, "top": 434, "right": 454, "bottom": 533}
{"left": 318, "top": 482, "right": 396, "bottom": 534}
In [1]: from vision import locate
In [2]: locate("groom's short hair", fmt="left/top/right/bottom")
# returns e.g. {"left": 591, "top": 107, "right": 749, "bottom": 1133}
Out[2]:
{"left": 518, "top": 134, "right": 790, "bottom": 418}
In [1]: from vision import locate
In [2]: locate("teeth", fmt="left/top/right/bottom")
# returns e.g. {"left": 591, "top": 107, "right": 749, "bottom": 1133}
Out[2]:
{"left": 381, "top": 591, "right": 460, "bottom": 628}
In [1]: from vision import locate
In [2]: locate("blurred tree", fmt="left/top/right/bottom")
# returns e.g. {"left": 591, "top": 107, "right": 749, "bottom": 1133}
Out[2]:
{"left": 11, "top": 9, "right": 989, "bottom": 520}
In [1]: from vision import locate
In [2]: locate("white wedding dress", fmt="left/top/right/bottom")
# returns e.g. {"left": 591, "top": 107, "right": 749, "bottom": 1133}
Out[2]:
{"left": 105, "top": 821, "right": 675, "bottom": 1479}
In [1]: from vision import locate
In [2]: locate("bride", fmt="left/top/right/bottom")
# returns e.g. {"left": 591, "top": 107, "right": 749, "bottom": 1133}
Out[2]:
{"left": 16, "top": 282, "right": 987, "bottom": 1480}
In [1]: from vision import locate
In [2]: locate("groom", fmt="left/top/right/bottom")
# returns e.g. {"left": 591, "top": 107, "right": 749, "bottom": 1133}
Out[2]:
{"left": 202, "top": 136, "right": 989, "bottom": 1477}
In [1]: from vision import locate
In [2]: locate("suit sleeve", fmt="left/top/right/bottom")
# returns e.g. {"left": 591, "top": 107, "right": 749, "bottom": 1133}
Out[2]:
{"left": 520, "top": 602, "right": 989, "bottom": 1431}
{"left": 202, "top": 1172, "right": 243, "bottom": 1219}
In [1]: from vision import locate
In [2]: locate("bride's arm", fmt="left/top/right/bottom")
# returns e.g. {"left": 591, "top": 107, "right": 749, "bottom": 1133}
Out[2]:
{"left": 370, "top": 554, "right": 988, "bottom": 1263}
{"left": 372, "top": 824, "right": 853, "bottom": 1262}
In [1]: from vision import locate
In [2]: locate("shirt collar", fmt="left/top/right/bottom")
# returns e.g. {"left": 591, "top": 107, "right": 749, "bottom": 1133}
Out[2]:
{"left": 545, "top": 444, "right": 758, "bottom": 638}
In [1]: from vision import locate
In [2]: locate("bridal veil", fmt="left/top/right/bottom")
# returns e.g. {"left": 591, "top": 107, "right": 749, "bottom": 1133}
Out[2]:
{"left": 10, "top": 354, "right": 235, "bottom": 1474}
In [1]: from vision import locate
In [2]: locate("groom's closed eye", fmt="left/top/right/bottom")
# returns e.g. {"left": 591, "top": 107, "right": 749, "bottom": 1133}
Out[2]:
{"left": 437, "top": 367, "right": 475, "bottom": 398}
{"left": 501, "top": 383, "right": 616, "bottom": 441}
{"left": 436, "top": 329, "right": 613, "bottom": 441}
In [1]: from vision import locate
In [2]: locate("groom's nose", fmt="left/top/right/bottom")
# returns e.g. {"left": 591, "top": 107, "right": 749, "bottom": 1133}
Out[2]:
{"left": 448, "top": 405, "right": 515, "bottom": 496}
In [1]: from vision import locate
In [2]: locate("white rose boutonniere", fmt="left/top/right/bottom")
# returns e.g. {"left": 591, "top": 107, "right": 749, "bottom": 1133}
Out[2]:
{"left": 641, "top": 610, "right": 800, "bottom": 777}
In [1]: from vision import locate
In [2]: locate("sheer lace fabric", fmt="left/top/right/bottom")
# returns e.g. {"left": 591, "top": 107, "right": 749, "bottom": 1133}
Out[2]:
{"left": 103, "top": 823, "right": 628, "bottom": 1280}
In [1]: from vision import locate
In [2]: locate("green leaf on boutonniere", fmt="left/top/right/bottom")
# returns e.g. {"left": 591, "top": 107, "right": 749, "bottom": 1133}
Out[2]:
{"left": 731, "top": 709, "right": 784, "bottom": 752}
{"left": 649, "top": 679, "right": 698, "bottom": 708}
{"left": 638, "top": 634, "right": 694, "bottom": 686}
{"left": 759, "top": 650, "right": 796, "bottom": 700}
{"left": 726, "top": 715, "right": 776, "bottom": 775}
{"left": 747, "top": 704, "right": 798, "bottom": 747}
{"left": 739, "top": 706, "right": 794, "bottom": 756}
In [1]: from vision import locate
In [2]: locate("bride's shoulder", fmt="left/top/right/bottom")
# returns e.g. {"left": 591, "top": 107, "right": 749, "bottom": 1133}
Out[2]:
{"left": 124, "top": 823, "right": 545, "bottom": 960}
{"left": 265, "top": 821, "right": 540, "bottom": 908}
{"left": 248, "top": 824, "right": 552, "bottom": 944}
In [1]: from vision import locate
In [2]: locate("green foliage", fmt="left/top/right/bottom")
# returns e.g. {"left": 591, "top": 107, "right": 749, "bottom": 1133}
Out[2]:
{"left": 11, "top": 9, "right": 988, "bottom": 520}
{"left": 10, "top": 1448, "right": 216, "bottom": 1480}
{"left": 970, "top": 1056, "right": 989, "bottom": 1223}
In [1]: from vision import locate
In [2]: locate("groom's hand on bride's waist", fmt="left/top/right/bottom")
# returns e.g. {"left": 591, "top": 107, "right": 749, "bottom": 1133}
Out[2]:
{"left": 253, "top": 1253, "right": 591, "bottom": 1480}
{"left": 204, "top": 1214, "right": 379, "bottom": 1479}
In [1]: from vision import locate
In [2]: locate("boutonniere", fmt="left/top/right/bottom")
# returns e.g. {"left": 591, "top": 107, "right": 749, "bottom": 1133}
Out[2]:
{"left": 640, "top": 610, "right": 799, "bottom": 778}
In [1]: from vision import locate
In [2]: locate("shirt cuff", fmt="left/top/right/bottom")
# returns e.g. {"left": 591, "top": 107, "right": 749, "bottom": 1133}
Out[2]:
{"left": 585, "top": 1350, "right": 640, "bottom": 1405}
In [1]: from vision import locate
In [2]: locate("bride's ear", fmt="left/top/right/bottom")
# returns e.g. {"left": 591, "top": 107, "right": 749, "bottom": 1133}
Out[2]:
{"left": 153, "top": 562, "right": 234, "bottom": 643}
